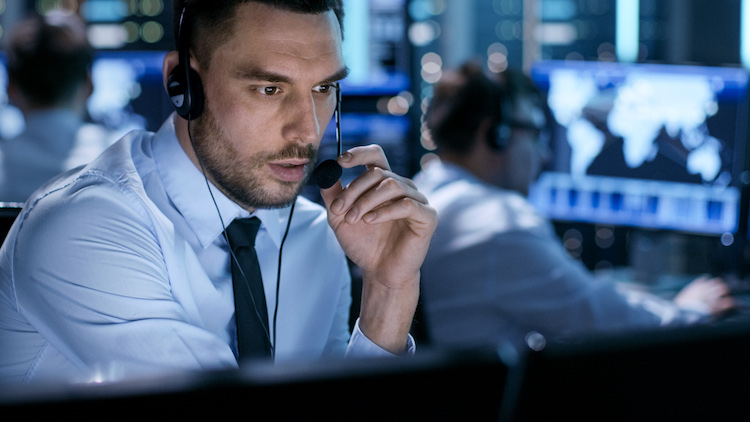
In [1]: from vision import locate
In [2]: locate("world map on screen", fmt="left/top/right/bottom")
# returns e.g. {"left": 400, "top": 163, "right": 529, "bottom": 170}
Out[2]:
{"left": 546, "top": 69, "right": 726, "bottom": 185}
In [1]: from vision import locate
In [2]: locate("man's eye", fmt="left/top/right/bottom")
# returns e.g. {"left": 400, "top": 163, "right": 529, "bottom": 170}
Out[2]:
{"left": 317, "top": 84, "right": 334, "bottom": 94}
{"left": 262, "top": 86, "right": 279, "bottom": 95}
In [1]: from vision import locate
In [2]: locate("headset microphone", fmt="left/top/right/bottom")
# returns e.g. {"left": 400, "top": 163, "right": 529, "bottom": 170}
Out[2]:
{"left": 311, "top": 83, "right": 343, "bottom": 189}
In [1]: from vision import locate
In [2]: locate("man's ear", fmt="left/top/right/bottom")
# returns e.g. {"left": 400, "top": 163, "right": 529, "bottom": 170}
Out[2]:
{"left": 6, "top": 78, "right": 29, "bottom": 114}
{"left": 71, "top": 73, "right": 94, "bottom": 115}
{"left": 162, "top": 50, "right": 180, "bottom": 93}
{"left": 477, "top": 117, "right": 497, "bottom": 152}
{"left": 6, "top": 78, "right": 20, "bottom": 106}
{"left": 82, "top": 72, "right": 94, "bottom": 100}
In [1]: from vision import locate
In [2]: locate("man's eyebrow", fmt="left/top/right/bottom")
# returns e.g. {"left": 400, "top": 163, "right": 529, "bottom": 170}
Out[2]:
{"left": 237, "top": 68, "right": 293, "bottom": 84}
{"left": 236, "top": 66, "right": 350, "bottom": 85}
{"left": 325, "top": 66, "right": 350, "bottom": 83}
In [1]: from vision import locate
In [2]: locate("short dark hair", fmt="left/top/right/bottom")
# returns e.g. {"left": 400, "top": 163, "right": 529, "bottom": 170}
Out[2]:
{"left": 172, "top": 0, "right": 345, "bottom": 69}
{"left": 426, "top": 61, "right": 542, "bottom": 155}
{"left": 6, "top": 13, "right": 93, "bottom": 108}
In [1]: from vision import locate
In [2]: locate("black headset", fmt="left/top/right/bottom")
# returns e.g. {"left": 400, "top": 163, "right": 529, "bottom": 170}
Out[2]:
{"left": 167, "top": 5, "right": 204, "bottom": 120}
{"left": 488, "top": 86, "right": 513, "bottom": 151}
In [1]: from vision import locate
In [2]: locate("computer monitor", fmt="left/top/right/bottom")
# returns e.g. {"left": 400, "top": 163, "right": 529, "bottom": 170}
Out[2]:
{"left": 528, "top": 60, "right": 750, "bottom": 236}
{"left": 0, "top": 348, "right": 509, "bottom": 420}
{"left": 87, "top": 50, "right": 172, "bottom": 134}
{"left": 502, "top": 321, "right": 750, "bottom": 420}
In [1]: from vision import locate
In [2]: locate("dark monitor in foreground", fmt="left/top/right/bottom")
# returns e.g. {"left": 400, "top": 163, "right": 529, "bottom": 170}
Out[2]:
{"left": 0, "top": 348, "right": 509, "bottom": 420}
{"left": 529, "top": 60, "right": 750, "bottom": 236}
{"left": 503, "top": 322, "right": 750, "bottom": 420}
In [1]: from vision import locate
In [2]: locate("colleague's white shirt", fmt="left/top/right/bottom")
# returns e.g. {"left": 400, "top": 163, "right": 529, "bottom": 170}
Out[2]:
{"left": 0, "top": 115, "right": 407, "bottom": 385}
{"left": 415, "top": 160, "right": 704, "bottom": 349}
{"left": 0, "top": 109, "right": 120, "bottom": 202}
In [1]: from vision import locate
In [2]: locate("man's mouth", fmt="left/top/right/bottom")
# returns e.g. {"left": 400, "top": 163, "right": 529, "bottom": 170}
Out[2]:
{"left": 268, "top": 159, "right": 309, "bottom": 182}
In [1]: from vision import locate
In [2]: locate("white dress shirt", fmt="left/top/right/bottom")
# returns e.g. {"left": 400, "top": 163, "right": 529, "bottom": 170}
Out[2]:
{"left": 0, "top": 115, "right": 405, "bottom": 385}
{"left": 414, "top": 160, "right": 703, "bottom": 349}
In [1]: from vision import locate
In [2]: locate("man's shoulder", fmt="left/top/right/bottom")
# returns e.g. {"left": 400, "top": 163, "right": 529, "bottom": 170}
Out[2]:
{"left": 5, "top": 166, "right": 159, "bottom": 278}
{"left": 32, "top": 130, "right": 151, "bottom": 197}
{"left": 18, "top": 131, "right": 158, "bottom": 232}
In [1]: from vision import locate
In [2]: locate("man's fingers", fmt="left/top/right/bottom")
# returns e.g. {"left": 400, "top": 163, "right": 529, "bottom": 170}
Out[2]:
{"left": 331, "top": 169, "right": 427, "bottom": 223}
{"left": 352, "top": 177, "right": 428, "bottom": 224}
{"left": 362, "top": 197, "right": 438, "bottom": 233}
{"left": 323, "top": 144, "right": 429, "bottom": 225}
{"left": 319, "top": 179, "right": 344, "bottom": 211}
{"left": 337, "top": 145, "right": 391, "bottom": 171}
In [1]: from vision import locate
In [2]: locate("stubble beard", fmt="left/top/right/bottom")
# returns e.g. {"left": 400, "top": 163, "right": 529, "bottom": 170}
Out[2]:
{"left": 191, "top": 102, "right": 318, "bottom": 210}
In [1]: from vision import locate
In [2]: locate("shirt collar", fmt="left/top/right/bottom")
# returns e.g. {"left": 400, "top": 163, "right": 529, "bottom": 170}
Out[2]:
{"left": 422, "top": 160, "right": 482, "bottom": 187}
{"left": 152, "top": 114, "right": 288, "bottom": 249}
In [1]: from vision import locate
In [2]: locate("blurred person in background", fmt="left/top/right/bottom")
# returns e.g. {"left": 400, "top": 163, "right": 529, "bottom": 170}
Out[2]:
{"left": 415, "top": 61, "right": 736, "bottom": 350}
{"left": 0, "top": 12, "right": 118, "bottom": 202}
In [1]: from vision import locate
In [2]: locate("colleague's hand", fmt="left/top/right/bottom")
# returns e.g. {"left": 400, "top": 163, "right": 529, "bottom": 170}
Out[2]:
{"left": 674, "top": 276, "right": 736, "bottom": 316}
{"left": 319, "top": 145, "right": 437, "bottom": 352}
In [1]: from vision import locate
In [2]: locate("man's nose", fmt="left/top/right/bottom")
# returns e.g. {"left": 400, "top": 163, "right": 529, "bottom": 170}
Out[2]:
{"left": 283, "top": 92, "right": 321, "bottom": 144}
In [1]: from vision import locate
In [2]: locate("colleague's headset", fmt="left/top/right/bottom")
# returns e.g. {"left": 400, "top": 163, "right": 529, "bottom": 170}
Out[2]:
{"left": 166, "top": 5, "right": 344, "bottom": 361}
{"left": 488, "top": 87, "right": 514, "bottom": 151}
{"left": 488, "top": 75, "right": 547, "bottom": 151}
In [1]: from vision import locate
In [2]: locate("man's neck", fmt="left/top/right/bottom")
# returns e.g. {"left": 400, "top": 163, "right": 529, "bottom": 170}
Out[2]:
{"left": 439, "top": 150, "right": 499, "bottom": 186}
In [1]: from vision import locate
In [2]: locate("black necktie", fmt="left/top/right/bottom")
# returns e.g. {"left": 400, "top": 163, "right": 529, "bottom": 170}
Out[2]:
{"left": 224, "top": 217, "right": 272, "bottom": 361}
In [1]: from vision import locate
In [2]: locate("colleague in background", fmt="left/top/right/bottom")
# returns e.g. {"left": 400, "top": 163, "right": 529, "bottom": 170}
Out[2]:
{"left": 415, "top": 61, "right": 735, "bottom": 349}
{"left": 0, "top": 0, "right": 436, "bottom": 385}
{"left": 0, "top": 12, "right": 118, "bottom": 202}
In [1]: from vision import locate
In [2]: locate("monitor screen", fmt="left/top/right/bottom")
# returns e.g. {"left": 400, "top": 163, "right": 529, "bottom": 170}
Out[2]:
{"left": 87, "top": 50, "right": 171, "bottom": 134}
{"left": 0, "top": 348, "right": 509, "bottom": 420}
{"left": 504, "top": 322, "right": 750, "bottom": 420}
{"left": 528, "top": 60, "right": 750, "bottom": 235}
{"left": 339, "top": 0, "right": 410, "bottom": 96}
{"left": 0, "top": 50, "right": 171, "bottom": 139}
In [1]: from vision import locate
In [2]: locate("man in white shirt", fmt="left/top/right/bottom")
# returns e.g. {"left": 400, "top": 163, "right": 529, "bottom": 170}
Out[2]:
{"left": 415, "top": 61, "right": 734, "bottom": 349}
{"left": 0, "top": 0, "right": 437, "bottom": 384}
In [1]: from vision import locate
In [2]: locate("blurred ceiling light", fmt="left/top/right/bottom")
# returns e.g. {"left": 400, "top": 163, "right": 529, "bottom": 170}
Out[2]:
{"left": 87, "top": 23, "right": 127, "bottom": 49}
{"left": 536, "top": 22, "right": 577, "bottom": 45}
{"left": 408, "top": 20, "right": 440, "bottom": 46}
{"left": 387, "top": 95, "right": 410, "bottom": 116}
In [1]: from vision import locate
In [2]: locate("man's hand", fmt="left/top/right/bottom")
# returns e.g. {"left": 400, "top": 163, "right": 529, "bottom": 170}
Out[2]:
{"left": 319, "top": 145, "right": 437, "bottom": 353}
{"left": 674, "top": 276, "right": 736, "bottom": 316}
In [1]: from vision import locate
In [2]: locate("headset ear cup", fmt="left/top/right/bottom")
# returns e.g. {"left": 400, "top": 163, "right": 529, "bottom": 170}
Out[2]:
{"left": 167, "top": 63, "right": 204, "bottom": 120}
{"left": 490, "top": 123, "right": 510, "bottom": 150}
{"left": 167, "top": 64, "right": 190, "bottom": 118}
{"left": 186, "top": 66, "right": 204, "bottom": 119}
{"left": 490, "top": 92, "right": 513, "bottom": 150}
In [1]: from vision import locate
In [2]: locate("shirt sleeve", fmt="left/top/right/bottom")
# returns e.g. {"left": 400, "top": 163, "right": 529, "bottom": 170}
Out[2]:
{"left": 422, "top": 225, "right": 700, "bottom": 347}
{"left": 485, "top": 230, "right": 699, "bottom": 336}
{"left": 11, "top": 182, "right": 238, "bottom": 382}
{"left": 346, "top": 318, "right": 416, "bottom": 358}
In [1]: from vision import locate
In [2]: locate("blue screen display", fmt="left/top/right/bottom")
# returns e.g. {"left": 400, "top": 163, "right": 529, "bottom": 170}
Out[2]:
{"left": 528, "top": 60, "right": 750, "bottom": 235}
